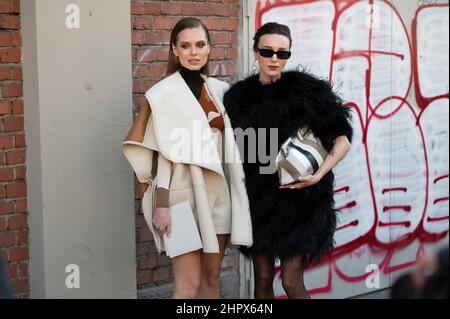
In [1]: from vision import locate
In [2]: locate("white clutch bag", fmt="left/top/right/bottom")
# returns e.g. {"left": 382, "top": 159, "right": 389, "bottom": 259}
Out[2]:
{"left": 276, "top": 129, "right": 328, "bottom": 186}
{"left": 163, "top": 201, "right": 203, "bottom": 259}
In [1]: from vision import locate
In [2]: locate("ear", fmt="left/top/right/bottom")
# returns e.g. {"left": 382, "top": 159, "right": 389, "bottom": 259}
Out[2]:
{"left": 253, "top": 49, "right": 258, "bottom": 61}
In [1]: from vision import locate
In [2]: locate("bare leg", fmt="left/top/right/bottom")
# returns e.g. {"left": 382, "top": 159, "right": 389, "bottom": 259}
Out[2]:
{"left": 197, "top": 234, "right": 229, "bottom": 299}
{"left": 280, "top": 256, "right": 310, "bottom": 299}
{"left": 252, "top": 254, "right": 275, "bottom": 299}
{"left": 172, "top": 250, "right": 202, "bottom": 299}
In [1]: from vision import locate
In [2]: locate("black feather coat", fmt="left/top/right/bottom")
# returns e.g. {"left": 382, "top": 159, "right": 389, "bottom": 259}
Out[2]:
{"left": 223, "top": 70, "right": 353, "bottom": 264}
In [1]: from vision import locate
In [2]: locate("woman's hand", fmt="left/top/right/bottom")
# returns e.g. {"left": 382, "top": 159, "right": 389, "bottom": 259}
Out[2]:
{"left": 279, "top": 174, "right": 323, "bottom": 190}
{"left": 412, "top": 252, "right": 439, "bottom": 290}
{"left": 152, "top": 207, "right": 172, "bottom": 238}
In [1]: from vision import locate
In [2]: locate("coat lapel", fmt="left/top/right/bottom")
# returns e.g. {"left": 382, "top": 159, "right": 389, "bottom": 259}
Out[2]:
{"left": 145, "top": 72, "right": 225, "bottom": 179}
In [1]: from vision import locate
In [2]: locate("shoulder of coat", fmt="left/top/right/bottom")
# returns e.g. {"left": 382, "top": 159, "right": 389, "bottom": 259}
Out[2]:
{"left": 145, "top": 72, "right": 180, "bottom": 97}
{"left": 206, "top": 76, "right": 230, "bottom": 91}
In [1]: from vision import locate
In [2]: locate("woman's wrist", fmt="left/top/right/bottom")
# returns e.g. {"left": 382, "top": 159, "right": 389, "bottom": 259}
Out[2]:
{"left": 155, "top": 187, "right": 170, "bottom": 208}
{"left": 314, "top": 170, "right": 326, "bottom": 180}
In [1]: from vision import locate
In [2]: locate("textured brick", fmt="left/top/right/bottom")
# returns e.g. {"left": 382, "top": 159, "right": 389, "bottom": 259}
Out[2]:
{"left": 0, "top": 135, "right": 14, "bottom": 148}
{"left": 0, "top": 200, "right": 14, "bottom": 214}
{"left": 153, "top": 267, "right": 170, "bottom": 282}
{"left": 0, "top": 167, "right": 14, "bottom": 181}
{"left": 5, "top": 182, "right": 27, "bottom": 198}
{"left": 0, "top": 15, "right": 20, "bottom": 29}
{"left": 2, "top": 83, "right": 22, "bottom": 97}
{"left": 138, "top": 257, "right": 157, "bottom": 270}
{"left": 7, "top": 214, "right": 28, "bottom": 230}
{"left": 0, "top": 232, "right": 15, "bottom": 247}
{"left": 7, "top": 247, "right": 28, "bottom": 262}
{"left": 0, "top": 48, "right": 20, "bottom": 62}
{"left": 10, "top": 278, "right": 29, "bottom": 296}
{"left": 6, "top": 149, "right": 25, "bottom": 164}
{"left": 0, "top": 216, "right": 6, "bottom": 231}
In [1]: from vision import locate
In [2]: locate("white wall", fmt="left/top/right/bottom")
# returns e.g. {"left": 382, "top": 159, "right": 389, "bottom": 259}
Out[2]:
{"left": 22, "top": 0, "right": 137, "bottom": 298}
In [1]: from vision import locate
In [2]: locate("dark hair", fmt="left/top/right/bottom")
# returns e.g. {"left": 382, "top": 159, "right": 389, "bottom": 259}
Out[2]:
{"left": 167, "top": 17, "right": 211, "bottom": 76}
{"left": 253, "top": 22, "right": 292, "bottom": 51}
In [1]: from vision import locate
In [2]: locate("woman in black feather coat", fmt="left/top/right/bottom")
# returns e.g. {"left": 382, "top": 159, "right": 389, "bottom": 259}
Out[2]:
{"left": 223, "top": 23, "right": 353, "bottom": 299}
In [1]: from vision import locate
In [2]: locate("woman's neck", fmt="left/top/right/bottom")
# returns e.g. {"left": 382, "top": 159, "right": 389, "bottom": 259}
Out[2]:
{"left": 259, "top": 72, "right": 282, "bottom": 85}
{"left": 180, "top": 67, "right": 202, "bottom": 80}
{"left": 179, "top": 67, "right": 204, "bottom": 100}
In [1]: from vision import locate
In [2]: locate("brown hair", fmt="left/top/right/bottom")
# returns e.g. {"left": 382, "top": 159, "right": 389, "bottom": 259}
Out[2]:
{"left": 166, "top": 17, "right": 211, "bottom": 76}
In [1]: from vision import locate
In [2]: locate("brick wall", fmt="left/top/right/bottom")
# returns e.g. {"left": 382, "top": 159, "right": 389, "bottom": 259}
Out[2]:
{"left": 0, "top": 0, "right": 29, "bottom": 299}
{"left": 131, "top": 0, "right": 241, "bottom": 291}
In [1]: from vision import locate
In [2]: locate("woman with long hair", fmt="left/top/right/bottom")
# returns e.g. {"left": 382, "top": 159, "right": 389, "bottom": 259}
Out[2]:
{"left": 224, "top": 22, "right": 353, "bottom": 299}
{"left": 122, "top": 18, "right": 252, "bottom": 299}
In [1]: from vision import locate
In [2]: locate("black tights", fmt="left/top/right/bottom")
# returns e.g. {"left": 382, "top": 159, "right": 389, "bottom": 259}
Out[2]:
{"left": 252, "top": 254, "right": 310, "bottom": 299}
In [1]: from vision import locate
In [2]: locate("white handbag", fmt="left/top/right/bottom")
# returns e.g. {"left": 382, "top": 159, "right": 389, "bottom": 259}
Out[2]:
{"left": 276, "top": 128, "right": 328, "bottom": 186}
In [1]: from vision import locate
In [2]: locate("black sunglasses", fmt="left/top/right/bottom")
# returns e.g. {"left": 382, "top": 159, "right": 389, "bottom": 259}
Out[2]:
{"left": 258, "top": 48, "right": 292, "bottom": 60}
